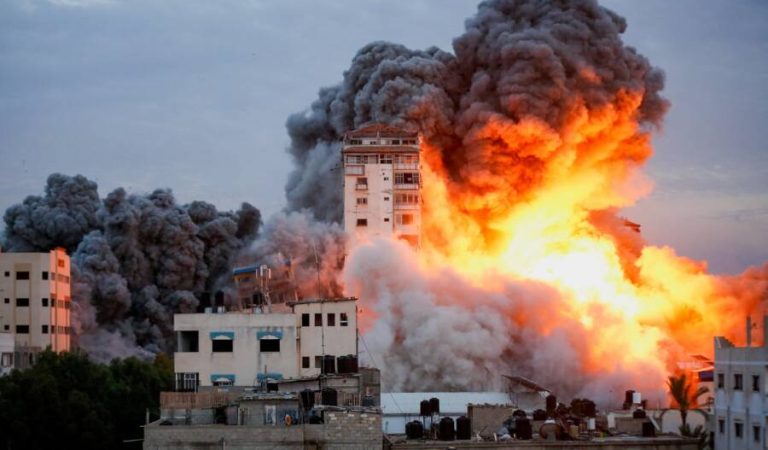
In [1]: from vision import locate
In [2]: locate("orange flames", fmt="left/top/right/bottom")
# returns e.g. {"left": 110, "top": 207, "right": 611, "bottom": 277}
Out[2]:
{"left": 403, "top": 88, "right": 765, "bottom": 387}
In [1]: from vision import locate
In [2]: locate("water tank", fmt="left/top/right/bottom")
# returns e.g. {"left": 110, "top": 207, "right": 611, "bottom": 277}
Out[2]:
{"left": 321, "top": 388, "right": 337, "bottom": 406}
{"left": 429, "top": 397, "right": 440, "bottom": 415}
{"left": 632, "top": 409, "right": 646, "bottom": 419}
{"left": 300, "top": 389, "right": 314, "bottom": 409}
{"left": 419, "top": 400, "right": 431, "bottom": 416}
{"left": 456, "top": 416, "right": 471, "bottom": 440}
{"left": 438, "top": 417, "right": 455, "bottom": 441}
{"left": 512, "top": 409, "right": 527, "bottom": 418}
{"left": 623, "top": 390, "right": 635, "bottom": 409}
{"left": 532, "top": 409, "right": 547, "bottom": 421}
{"left": 582, "top": 400, "right": 596, "bottom": 417}
{"left": 539, "top": 421, "right": 565, "bottom": 441}
{"left": 362, "top": 395, "right": 375, "bottom": 407}
{"left": 215, "top": 291, "right": 225, "bottom": 307}
{"left": 515, "top": 418, "right": 532, "bottom": 440}
{"left": 642, "top": 421, "right": 656, "bottom": 437}
{"left": 336, "top": 355, "right": 349, "bottom": 374}
{"left": 347, "top": 354, "right": 359, "bottom": 373}
{"left": 199, "top": 292, "right": 211, "bottom": 312}
{"left": 322, "top": 355, "right": 336, "bottom": 374}
{"left": 545, "top": 394, "right": 557, "bottom": 415}
{"left": 406, "top": 420, "right": 424, "bottom": 439}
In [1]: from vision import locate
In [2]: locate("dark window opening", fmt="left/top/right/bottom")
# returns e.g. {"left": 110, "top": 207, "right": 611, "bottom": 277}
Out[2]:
{"left": 3, "top": 271, "right": 8, "bottom": 277}
{"left": 212, "top": 340, "right": 233, "bottom": 352}
{"left": 175, "top": 372, "right": 200, "bottom": 392}
{"left": 302, "top": 356, "right": 310, "bottom": 368}
{"left": 301, "top": 313, "right": 310, "bottom": 327}
{"left": 42, "top": 271, "right": 49, "bottom": 280}
{"left": 3, "top": 298, "right": 8, "bottom": 304}
{"left": 735, "top": 422, "right": 743, "bottom": 438}
{"left": 754, "top": 425, "right": 761, "bottom": 442}
{"left": 327, "top": 313, "right": 335, "bottom": 326}
{"left": 259, "top": 339, "right": 280, "bottom": 352}
{"left": 717, "top": 373, "right": 724, "bottom": 388}
{"left": 42, "top": 325, "right": 48, "bottom": 334}
{"left": 718, "top": 419, "right": 725, "bottom": 434}
{"left": 42, "top": 298, "right": 48, "bottom": 307}
{"left": 356, "top": 218, "right": 368, "bottom": 227}
{"left": 15, "top": 271, "right": 29, "bottom": 280}
{"left": 340, "top": 313, "right": 349, "bottom": 326}
{"left": 179, "top": 331, "right": 199, "bottom": 352}
{"left": 735, "top": 373, "right": 743, "bottom": 390}
{"left": 314, "top": 313, "right": 322, "bottom": 326}
{"left": 16, "top": 325, "right": 29, "bottom": 334}
{"left": 16, "top": 298, "right": 29, "bottom": 307}
{"left": 753, "top": 375, "right": 760, "bottom": 391}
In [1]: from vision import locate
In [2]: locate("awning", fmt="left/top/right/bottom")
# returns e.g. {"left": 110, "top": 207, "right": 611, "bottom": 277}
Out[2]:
{"left": 256, "top": 372, "right": 283, "bottom": 382}
{"left": 211, "top": 374, "right": 236, "bottom": 384}
{"left": 256, "top": 329, "right": 283, "bottom": 340}
{"left": 210, "top": 331, "right": 234, "bottom": 340}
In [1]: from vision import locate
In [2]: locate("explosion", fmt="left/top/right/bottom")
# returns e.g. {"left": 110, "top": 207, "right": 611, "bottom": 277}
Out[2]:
{"left": 287, "top": 0, "right": 768, "bottom": 403}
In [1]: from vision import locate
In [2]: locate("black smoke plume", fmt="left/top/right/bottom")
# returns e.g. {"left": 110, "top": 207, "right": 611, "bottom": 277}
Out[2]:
{"left": 2, "top": 173, "right": 261, "bottom": 360}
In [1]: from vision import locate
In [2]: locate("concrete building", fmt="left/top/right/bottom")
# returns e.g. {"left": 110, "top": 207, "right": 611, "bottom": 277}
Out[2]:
{"left": 342, "top": 123, "right": 422, "bottom": 247}
{"left": 173, "top": 297, "right": 358, "bottom": 389}
{"left": 713, "top": 315, "right": 768, "bottom": 450}
{"left": 0, "top": 248, "right": 71, "bottom": 367}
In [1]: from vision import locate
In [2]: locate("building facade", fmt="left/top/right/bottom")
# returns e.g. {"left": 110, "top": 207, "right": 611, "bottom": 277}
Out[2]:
{"left": 173, "top": 298, "right": 358, "bottom": 390}
{"left": 713, "top": 316, "right": 768, "bottom": 450}
{"left": 342, "top": 123, "right": 422, "bottom": 247}
{"left": 0, "top": 248, "right": 71, "bottom": 368}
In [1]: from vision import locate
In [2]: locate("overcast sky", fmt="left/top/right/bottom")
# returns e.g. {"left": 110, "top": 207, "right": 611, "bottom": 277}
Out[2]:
{"left": 0, "top": 0, "right": 766, "bottom": 274}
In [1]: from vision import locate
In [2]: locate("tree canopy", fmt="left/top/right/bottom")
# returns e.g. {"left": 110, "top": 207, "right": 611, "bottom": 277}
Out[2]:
{"left": 0, "top": 350, "right": 172, "bottom": 450}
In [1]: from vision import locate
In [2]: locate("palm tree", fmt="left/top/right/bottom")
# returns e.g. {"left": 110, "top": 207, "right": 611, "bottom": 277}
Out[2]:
{"left": 667, "top": 372, "right": 709, "bottom": 428}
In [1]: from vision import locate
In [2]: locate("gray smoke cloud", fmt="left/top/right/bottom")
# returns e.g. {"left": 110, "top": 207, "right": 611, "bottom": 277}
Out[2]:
{"left": 3, "top": 173, "right": 261, "bottom": 360}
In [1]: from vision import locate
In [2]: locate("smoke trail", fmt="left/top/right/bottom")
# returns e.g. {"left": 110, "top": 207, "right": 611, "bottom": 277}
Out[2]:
{"left": 2, "top": 174, "right": 261, "bottom": 360}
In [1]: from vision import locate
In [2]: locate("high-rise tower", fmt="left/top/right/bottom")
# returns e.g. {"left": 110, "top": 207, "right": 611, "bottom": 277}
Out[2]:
{"left": 341, "top": 124, "right": 421, "bottom": 247}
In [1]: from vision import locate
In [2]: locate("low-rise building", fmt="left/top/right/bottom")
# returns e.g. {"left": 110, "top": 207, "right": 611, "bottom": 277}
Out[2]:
{"left": 0, "top": 247, "right": 71, "bottom": 367}
{"left": 713, "top": 315, "right": 768, "bottom": 450}
{"left": 173, "top": 297, "right": 358, "bottom": 389}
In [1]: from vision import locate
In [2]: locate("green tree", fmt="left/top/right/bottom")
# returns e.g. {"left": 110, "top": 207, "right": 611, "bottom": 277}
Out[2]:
{"left": 0, "top": 350, "right": 172, "bottom": 450}
{"left": 667, "top": 372, "right": 709, "bottom": 428}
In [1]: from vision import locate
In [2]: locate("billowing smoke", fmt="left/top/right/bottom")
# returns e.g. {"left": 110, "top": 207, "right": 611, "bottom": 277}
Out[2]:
{"left": 2, "top": 173, "right": 261, "bottom": 360}
{"left": 284, "top": 0, "right": 767, "bottom": 402}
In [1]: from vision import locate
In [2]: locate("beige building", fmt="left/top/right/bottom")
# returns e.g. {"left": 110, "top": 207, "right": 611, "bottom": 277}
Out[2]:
{"left": 0, "top": 248, "right": 71, "bottom": 367}
{"left": 173, "top": 298, "right": 358, "bottom": 390}
{"left": 342, "top": 123, "right": 422, "bottom": 247}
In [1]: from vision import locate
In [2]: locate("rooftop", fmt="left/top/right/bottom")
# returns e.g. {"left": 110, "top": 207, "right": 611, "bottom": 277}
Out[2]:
{"left": 344, "top": 123, "right": 418, "bottom": 139}
{"left": 287, "top": 297, "right": 357, "bottom": 306}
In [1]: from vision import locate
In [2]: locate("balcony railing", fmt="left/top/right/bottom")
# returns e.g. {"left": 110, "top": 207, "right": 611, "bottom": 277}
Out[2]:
{"left": 355, "top": 184, "right": 368, "bottom": 190}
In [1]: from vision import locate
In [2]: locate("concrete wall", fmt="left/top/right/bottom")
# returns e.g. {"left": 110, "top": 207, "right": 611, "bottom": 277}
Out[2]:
{"left": 468, "top": 404, "right": 516, "bottom": 437}
{"left": 144, "top": 409, "right": 381, "bottom": 450}
{"left": 174, "top": 313, "right": 298, "bottom": 387}
{"left": 0, "top": 248, "right": 71, "bottom": 354}
{"left": 387, "top": 439, "right": 699, "bottom": 450}
{"left": 293, "top": 300, "right": 357, "bottom": 378}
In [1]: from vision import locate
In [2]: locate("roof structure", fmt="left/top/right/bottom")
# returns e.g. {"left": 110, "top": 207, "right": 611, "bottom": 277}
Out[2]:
{"left": 345, "top": 123, "right": 418, "bottom": 139}
{"left": 287, "top": 297, "right": 357, "bottom": 306}
{"left": 380, "top": 392, "right": 510, "bottom": 415}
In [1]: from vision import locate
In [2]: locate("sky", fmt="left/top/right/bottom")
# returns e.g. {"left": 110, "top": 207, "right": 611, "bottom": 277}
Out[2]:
{"left": 0, "top": 0, "right": 766, "bottom": 275}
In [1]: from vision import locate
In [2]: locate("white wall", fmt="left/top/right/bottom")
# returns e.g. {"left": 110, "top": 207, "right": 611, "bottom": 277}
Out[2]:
{"left": 294, "top": 300, "right": 357, "bottom": 378}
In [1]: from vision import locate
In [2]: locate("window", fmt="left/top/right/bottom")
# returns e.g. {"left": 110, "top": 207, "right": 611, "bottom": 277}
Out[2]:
{"left": 718, "top": 419, "right": 725, "bottom": 434}
{"left": 178, "top": 331, "right": 199, "bottom": 352}
{"left": 15, "top": 271, "right": 29, "bottom": 280}
{"left": 754, "top": 425, "right": 761, "bottom": 442}
{"left": 1, "top": 353, "right": 12, "bottom": 367}
{"left": 340, "top": 313, "right": 349, "bottom": 327}
{"left": 394, "top": 193, "right": 419, "bottom": 205}
{"left": 349, "top": 139, "right": 362, "bottom": 145}
{"left": 58, "top": 259, "right": 65, "bottom": 268}
{"left": 735, "top": 422, "right": 743, "bottom": 438}
{"left": 356, "top": 197, "right": 368, "bottom": 206}
{"left": 302, "top": 313, "right": 310, "bottom": 327}
{"left": 259, "top": 339, "right": 280, "bottom": 352}
{"left": 391, "top": 139, "right": 401, "bottom": 145}
{"left": 212, "top": 340, "right": 233, "bottom": 352}
{"left": 394, "top": 172, "right": 419, "bottom": 185}
{"left": 42, "top": 325, "right": 48, "bottom": 334}
{"left": 394, "top": 154, "right": 418, "bottom": 165}
{"left": 327, "top": 313, "right": 335, "bottom": 326}
{"left": 396, "top": 214, "right": 414, "bottom": 225}
{"left": 356, "top": 177, "right": 368, "bottom": 189}
{"left": 314, "top": 356, "right": 322, "bottom": 368}
{"left": 753, "top": 375, "right": 760, "bottom": 391}
{"left": 302, "top": 356, "right": 310, "bottom": 369}
{"left": 380, "top": 154, "right": 392, "bottom": 164}
{"left": 735, "top": 373, "right": 743, "bottom": 390}
{"left": 3, "top": 325, "right": 7, "bottom": 330}
{"left": 16, "top": 298, "right": 29, "bottom": 307}
{"left": 16, "top": 325, "right": 29, "bottom": 334}
{"left": 384, "top": 218, "right": 390, "bottom": 222}
{"left": 175, "top": 372, "right": 200, "bottom": 392}
{"left": 314, "top": 313, "right": 322, "bottom": 326}
{"left": 42, "top": 271, "right": 48, "bottom": 280}
{"left": 3, "top": 298, "right": 8, "bottom": 304}
{"left": 717, "top": 373, "right": 724, "bottom": 388}
{"left": 3, "top": 271, "right": 8, "bottom": 277}
{"left": 42, "top": 298, "right": 48, "bottom": 307}
{"left": 383, "top": 196, "right": 390, "bottom": 201}
{"left": 356, "top": 218, "right": 368, "bottom": 227}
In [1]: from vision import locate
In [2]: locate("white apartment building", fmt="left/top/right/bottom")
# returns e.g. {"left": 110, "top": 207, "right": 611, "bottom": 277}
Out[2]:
{"left": 714, "top": 316, "right": 768, "bottom": 450}
{"left": 173, "top": 298, "right": 358, "bottom": 390}
{"left": 342, "top": 123, "right": 421, "bottom": 247}
{"left": 0, "top": 248, "right": 71, "bottom": 368}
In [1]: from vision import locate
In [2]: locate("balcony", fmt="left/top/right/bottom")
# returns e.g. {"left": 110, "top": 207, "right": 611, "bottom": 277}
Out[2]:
{"left": 355, "top": 184, "right": 368, "bottom": 191}
{"left": 393, "top": 163, "right": 418, "bottom": 171}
